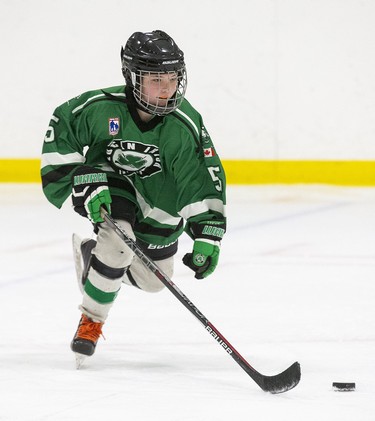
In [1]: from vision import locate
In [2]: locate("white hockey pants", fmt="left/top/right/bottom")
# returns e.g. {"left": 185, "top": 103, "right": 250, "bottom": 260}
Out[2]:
{"left": 80, "top": 219, "right": 174, "bottom": 323}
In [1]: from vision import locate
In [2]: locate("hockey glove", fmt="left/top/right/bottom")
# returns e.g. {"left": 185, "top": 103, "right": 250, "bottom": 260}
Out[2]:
{"left": 183, "top": 239, "right": 221, "bottom": 279}
{"left": 183, "top": 220, "right": 225, "bottom": 279}
{"left": 72, "top": 166, "right": 112, "bottom": 223}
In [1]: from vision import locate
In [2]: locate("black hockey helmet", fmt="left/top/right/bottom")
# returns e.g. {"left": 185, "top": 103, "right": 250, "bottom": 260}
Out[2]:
{"left": 121, "top": 30, "right": 187, "bottom": 115}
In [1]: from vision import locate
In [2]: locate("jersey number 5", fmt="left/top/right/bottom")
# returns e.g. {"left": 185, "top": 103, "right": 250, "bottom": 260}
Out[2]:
{"left": 44, "top": 115, "right": 59, "bottom": 143}
{"left": 208, "top": 166, "right": 222, "bottom": 192}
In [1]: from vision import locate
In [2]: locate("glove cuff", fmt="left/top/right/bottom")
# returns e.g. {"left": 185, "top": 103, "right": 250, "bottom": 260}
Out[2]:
{"left": 188, "top": 220, "right": 226, "bottom": 242}
{"left": 73, "top": 166, "right": 108, "bottom": 187}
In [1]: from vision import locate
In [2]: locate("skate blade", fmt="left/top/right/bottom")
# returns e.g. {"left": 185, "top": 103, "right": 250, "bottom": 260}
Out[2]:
{"left": 74, "top": 353, "right": 87, "bottom": 370}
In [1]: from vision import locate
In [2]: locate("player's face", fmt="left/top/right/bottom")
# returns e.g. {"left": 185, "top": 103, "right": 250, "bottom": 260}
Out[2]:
{"left": 140, "top": 72, "right": 178, "bottom": 107}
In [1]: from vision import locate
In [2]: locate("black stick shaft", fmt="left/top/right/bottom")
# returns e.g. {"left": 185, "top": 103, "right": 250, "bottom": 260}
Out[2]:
{"left": 101, "top": 209, "right": 301, "bottom": 393}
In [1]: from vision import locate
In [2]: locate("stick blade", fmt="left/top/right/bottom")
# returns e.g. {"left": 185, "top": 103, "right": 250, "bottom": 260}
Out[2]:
{"left": 256, "top": 361, "right": 301, "bottom": 394}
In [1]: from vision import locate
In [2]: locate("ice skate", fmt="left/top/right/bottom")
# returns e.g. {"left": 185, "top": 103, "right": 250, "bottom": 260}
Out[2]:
{"left": 72, "top": 234, "right": 96, "bottom": 293}
{"left": 71, "top": 314, "right": 103, "bottom": 369}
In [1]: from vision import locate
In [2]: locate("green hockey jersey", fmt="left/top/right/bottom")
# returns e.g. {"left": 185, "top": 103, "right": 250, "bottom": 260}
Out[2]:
{"left": 41, "top": 85, "right": 226, "bottom": 246}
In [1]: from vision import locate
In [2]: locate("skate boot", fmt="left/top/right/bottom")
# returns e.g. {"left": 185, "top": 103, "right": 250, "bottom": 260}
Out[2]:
{"left": 72, "top": 234, "right": 96, "bottom": 293}
{"left": 71, "top": 314, "right": 103, "bottom": 368}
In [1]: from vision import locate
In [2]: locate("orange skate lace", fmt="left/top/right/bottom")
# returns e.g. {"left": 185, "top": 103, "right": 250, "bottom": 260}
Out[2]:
{"left": 76, "top": 315, "right": 104, "bottom": 342}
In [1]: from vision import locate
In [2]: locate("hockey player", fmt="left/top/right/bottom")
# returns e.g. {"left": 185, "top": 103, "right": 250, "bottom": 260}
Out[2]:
{"left": 41, "top": 30, "right": 226, "bottom": 364}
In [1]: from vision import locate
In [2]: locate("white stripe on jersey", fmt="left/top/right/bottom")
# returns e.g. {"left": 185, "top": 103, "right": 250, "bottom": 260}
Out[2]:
{"left": 175, "top": 109, "right": 200, "bottom": 136}
{"left": 179, "top": 199, "right": 226, "bottom": 220}
{"left": 41, "top": 152, "right": 85, "bottom": 168}
{"left": 71, "top": 92, "right": 126, "bottom": 114}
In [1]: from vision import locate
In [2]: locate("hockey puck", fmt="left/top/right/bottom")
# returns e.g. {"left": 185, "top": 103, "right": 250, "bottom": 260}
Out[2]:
{"left": 332, "top": 382, "right": 356, "bottom": 391}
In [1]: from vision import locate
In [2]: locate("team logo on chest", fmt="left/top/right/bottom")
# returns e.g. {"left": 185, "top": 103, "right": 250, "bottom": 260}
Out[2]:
{"left": 106, "top": 140, "right": 162, "bottom": 178}
{"left": 109, "top": 118, "right": 120, "bottom": 135}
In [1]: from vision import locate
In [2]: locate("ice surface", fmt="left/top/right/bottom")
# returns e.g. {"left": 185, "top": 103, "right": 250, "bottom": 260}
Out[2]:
{"left": 1, "top": 184, "right": 375, "bottom": 420}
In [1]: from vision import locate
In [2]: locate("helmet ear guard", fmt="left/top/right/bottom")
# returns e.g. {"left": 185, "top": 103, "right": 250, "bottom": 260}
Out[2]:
{"left": 121, "top": 47, "right": 134, "bottom": 84}
{"left": 121, "top": 30, "right": 187, "bottom": 115}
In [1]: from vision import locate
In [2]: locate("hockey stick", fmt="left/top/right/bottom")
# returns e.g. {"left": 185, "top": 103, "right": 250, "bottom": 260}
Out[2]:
{"left": 100, "top": 208, "right": 301, "bottom": 394}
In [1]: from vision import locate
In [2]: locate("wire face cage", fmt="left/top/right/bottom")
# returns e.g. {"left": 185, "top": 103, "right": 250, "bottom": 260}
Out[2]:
{"left": 131, "top": 69, "right": 187, "bottom": 115}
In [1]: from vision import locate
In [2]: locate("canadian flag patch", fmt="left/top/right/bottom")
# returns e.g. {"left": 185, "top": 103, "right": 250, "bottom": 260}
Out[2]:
{"left": 203, "top": 147, "right": 215, "bottom": 157}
